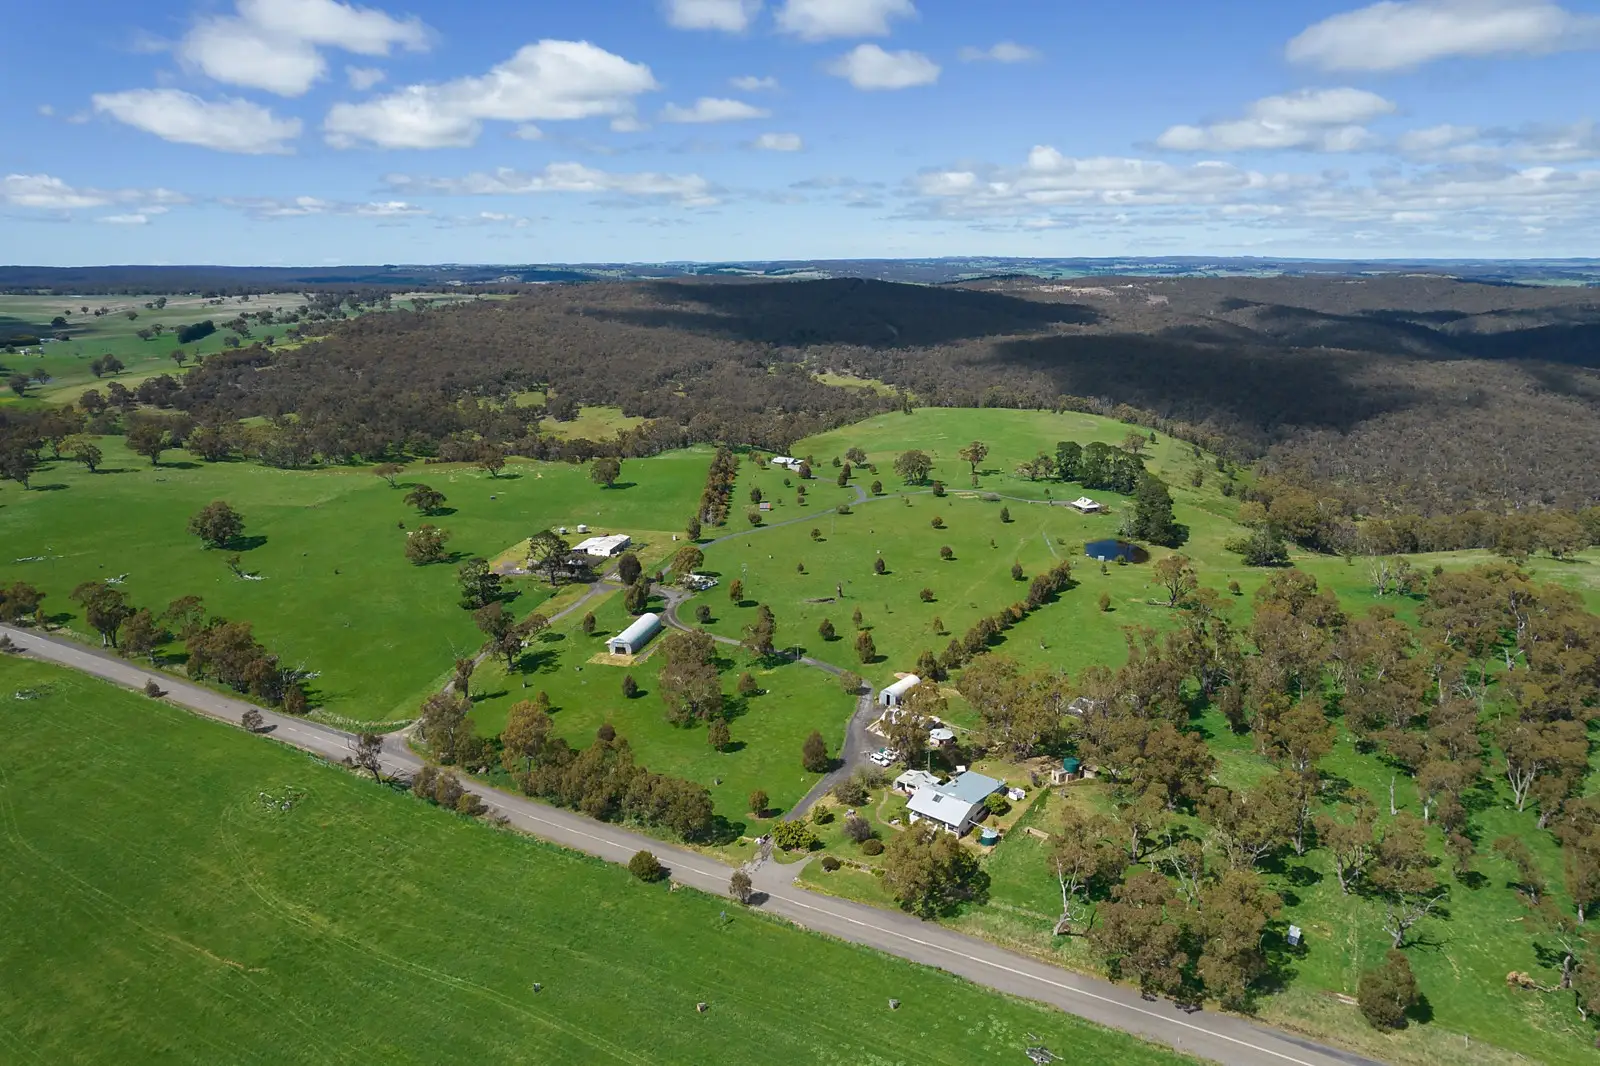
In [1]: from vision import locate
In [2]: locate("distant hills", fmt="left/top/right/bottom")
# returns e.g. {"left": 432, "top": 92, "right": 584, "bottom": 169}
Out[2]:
{"left": 3, "top": 256, "right": 1599, "bottom": 294}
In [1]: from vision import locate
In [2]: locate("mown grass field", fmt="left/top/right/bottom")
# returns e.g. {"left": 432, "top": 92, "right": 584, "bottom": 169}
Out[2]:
{"left": 0, "top": 438, "right": 711, "bottom": 722}
{"left": 0, "top": 656, "right": 1194, "bottom": 1066}
{"left": 467, "top": 587, "right": 855, "bottom": 831}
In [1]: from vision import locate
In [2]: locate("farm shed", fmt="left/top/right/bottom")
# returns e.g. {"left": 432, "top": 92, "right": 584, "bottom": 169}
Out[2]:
{"left": 607, "top": 613, "right": 662, "bottom": 655}
{"left": 879, "top": 674, "right": 922, "bottom": 707}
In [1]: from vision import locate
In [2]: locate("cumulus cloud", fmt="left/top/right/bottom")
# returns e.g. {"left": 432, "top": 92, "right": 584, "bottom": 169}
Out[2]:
{"left": 664, "top": 0, "right": 761, "bottom": 31}
{"left": 1157, "top": 88, "right": 1394, "bottom": 153}
{"left": 1396, "top": 120, "right": 1600, "bottom": 163}
{"left": 1287, "top": 0, "right": 1600, "bottom": 72}
{"left": 178, "top": 0, "right": 429, "bottom": 96}
{"left": 98, "top": 213, "right": 155, "bottom": 225}
{"left": 753, "top": 131, "right": 803, "bottom": 151}
{"left": 731, "top": 74, "right": 779, "bottom": 91}
{"left": 898, "top": 139, "right": 1600, "bottom": 250}
{"left": 777, "top": 0, "right": 915, "bottom": 40}
{"left": 323, "top": 40, "right": 657, "bottom": 148}
{"left": 346, "top": 65, "right": 386, "bottom": 90}
{"left": 660, "top": 97, "right": 770, "bottom": 123}
{"left": 386, "top": 163, "right": 718, "bottom": 205}
{"left": 2, "top": 173, "right": 186, "bottom": 215}
{"left": 826, "top": 44, "right": 939, "bottom": 90}
{"left": 958, "top": 41, "right": 1040, "bottom": 63}
{"left": 92, "top": 89, "right": 303, "bottom": 153}
{"left": 220, "top": 195, "right": 427, "bottom": 219}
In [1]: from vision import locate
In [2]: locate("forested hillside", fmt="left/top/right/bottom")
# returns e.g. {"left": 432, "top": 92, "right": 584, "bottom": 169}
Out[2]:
{"left": 28, "top": 274, "right": 1600, "bottom": 514}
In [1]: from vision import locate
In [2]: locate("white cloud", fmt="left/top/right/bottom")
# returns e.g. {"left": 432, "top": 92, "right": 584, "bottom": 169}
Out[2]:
{"left": 2, "top": 174, "right": 186, "bottom": 216}
{"left": 731, "top": 74, "right": 779, "bottom": 91}
{"left": 92, "top": 89, "right": 302, "bottom": 154}
{"left": 347, "top": 65, "right": 386, "bottom": 90}
{"left": 1287, "top": 0, "right": 1600, "bottom": 72}
{"left": 664, "top": 0, "right": 761, "bottom": 32}
{"left": 958, "top": 41, "right": 1040, "bottom": 63}
{"left": 2, "top": 174, "right": 110, "bottom": 210}
{"left": 178, "top": 0, "right": 429, "bottom": 96}
{"left": 610, "top": 115, "right": 648, "bottom": 133}
{"left": 826, "top": 44, "right": 939, "bottom": 90}
{"left": 512, "top": 124, "right": 544, "bottom": 140}
{"left": 1396, "top": 120, "right": 1600, "bottom": 163}
{"left": 37, "top": 104, "right": 54, "bottom": 117}
{"left": 777, "top": 0, "right": 915, "bottom": 41}
{"left": 99, "top": 213, "right": 155, "bottom": 225}
{"left": 1157, "top": 88, "right": 1394, "bottom": 152}
{"left": 386, "top": 163, "right": 718, "bottom": 205}
{"left": 660, "top": 97, "right": 770, "bottom": 123}
{"left": 324, "top": 40, "right": 657, "bottom": 148}
{"left": 753, "top": 132, "right": 803, "bottom": 151}
{"left": 220, "top": 195, "right": 427, "bottom": 219}
{"left": 899, "top": 140, "right": 1600, "bottom": 250}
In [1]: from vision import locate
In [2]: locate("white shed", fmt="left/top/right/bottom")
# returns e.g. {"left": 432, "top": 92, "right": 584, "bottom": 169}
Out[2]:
{"left": 1069, "top": 497, "right": 1103, "bottom": 514}
{"left": 879, "top": 674, "right": 922, "bottom": 707}
{"left": 608, "top": 613, "right": 662, "bottom": 655}
{"left": 574, "top": 533, "right": 631, "bottom": 558}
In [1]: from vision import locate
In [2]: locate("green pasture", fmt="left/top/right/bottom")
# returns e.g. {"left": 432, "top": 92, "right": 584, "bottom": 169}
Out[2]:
{"left": 0, "top": 293, "right": 310, "bottom": 404}
{"left": 0, "top": 438, "right": 711, "bottom": 721}
{"left": 468, "top": 588, "right": 854, "bottom": 831}
{"left": 539, "top": 405, "right": 647, "bottom": 440}
{"left": 0, "top": 657, "right": 1193, "bottom": 1066}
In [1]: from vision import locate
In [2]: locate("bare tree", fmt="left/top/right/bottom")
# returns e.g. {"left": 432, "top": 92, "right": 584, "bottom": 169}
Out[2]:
{"left": 351, "top": 732, "right": 385, "bottom": 782}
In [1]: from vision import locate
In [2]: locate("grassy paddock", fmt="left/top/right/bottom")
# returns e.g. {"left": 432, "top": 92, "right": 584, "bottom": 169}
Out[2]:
{"left": 0, "top": 656, "right": 1194, "bottom": 1066}
{"left": 0, "top": 439, "right": 711, "bottom": 720}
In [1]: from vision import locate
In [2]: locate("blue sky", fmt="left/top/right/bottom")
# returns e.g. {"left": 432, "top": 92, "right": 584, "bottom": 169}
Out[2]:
{"left": 4, "top": 0, "right": 1600, "bottom": 264}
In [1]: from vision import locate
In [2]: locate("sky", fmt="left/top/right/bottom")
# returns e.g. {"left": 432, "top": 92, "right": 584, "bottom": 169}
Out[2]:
{"left": 4, "top": 0, "right": 1600, "bottom": 265}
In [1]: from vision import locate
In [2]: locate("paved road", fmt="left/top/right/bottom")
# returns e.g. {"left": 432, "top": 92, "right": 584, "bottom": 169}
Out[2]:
{"left": 0, "top": 622, "right": 1381, "bottom": 1066}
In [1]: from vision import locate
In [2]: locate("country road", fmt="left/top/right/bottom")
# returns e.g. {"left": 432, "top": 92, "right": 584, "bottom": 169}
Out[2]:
{"left": 0, "top": 622, "right": 1381, "bottom": 1066}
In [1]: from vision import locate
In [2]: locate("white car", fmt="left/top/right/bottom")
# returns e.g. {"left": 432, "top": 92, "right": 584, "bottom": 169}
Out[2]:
{"left": 868, "top": 751, "right": 892, "bottom": 767}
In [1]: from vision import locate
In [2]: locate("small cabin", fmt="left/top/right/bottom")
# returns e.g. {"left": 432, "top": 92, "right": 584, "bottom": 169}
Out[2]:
{"left": 1069, "top": 496, "right": 1104, "bottom": 514}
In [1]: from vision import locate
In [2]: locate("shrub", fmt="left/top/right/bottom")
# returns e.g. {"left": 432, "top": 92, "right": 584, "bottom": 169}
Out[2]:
{"left": 596, "top": 722, "right": 616, "bottom": 742}
{"left": 455, "top": 791, "right": 487, "bottom": 817}
{"left": 870, "top": 480, "right": 883, "bottom": 495}
{"left": 707, "top": 718, "right": 730, "bottom": 751}
{"left": 1011, "top": 562, "right": 1024, "bottom": 581}
{"left": 842, "top": 812, "right": 874, "bottom": 842}
{"left": 1098, "top": 591, "right": 1112, "bottom": 612}
{"left": 729, "top": 869, "right": 753, "bottom": 903}
{"left": 749, "top": 789, "right": 769, "bottom": 816}
{"left": 819, "top": 618, "right": 836, "bottom": 641}
{"left": 772, "top": 820, "right": 817, "bottom": 851}
{"left": 622, "top": 674, "right": 638, "bottom": 698}
{"left": 919, "top": 587, "right": 935, "bottom": 602}
{"left": 861, "top": 837, "right": 884, "bottom": 856}
{"left": 939, "top": 546, "right": 954, "bottom": 560}
{"left": 1357, "top": 950, "right": 1418, "bottom": 1030}
{"left": 874, "top": 557, "right": 887, "bottom": 575}
{"left": 410, "top": 764, "right": 438, "bottom": 800}
{"left": 837, "top": 503, "right": 851, "bottom": 515}
{"left": 737, "top": 671, "right": 759, "bottom": 696}
{"left": 812, "top": 806, "right": 835, "bottom": 825}
{"left": 999, "top": 506, "right": 1011, "bottom": 523}
{"left": 820, "top": 855, "right": 842, "bottom": 872}
{"left": 629, "top": 850, "right": 666, "bottom": 882}
{"left": 983, "top": 792, "right": 1011, "bottom": 816}
{"left": 581, "top": 612, "right": 596, "bottom": 635}
{"left": 930, "top": 516, "right": 944, "bottom": 529}
{"left": 838, "top": 670, "right": 863, "bottom": 696}
{"left": 1228, "top": 580, "right": 1242, "bottom": 596}
{"left": 695, "top": 604, "right": 712, "bottom": 624}
{"left": 142, "top": 678, "right": 165, "bottom": 698}
{"left": 932, "top": 481, "right": 945, "bottom": 497}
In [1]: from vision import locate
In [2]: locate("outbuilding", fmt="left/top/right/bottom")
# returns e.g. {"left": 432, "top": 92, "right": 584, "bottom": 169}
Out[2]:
{"left": 894, "top": 769, "right": 941, "bottom": 795}
{"left": 1069, "top": 496, "right": 1104, "bottom": 514}
{"left": 879, "top": 674, "right": 922, "bottom": 708}
{"left": 607, "top": 612, "right": 662, "bottom": 655}
{"left": 574, "top": 533, "right": 632, "bottom": 558}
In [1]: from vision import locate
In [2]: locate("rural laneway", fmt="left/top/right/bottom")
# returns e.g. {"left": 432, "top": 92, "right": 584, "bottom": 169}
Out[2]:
{"left": 0, "top": 622, "right": 1379, "bottom": 1066}
{"left": 657, "top": 585, "right": 878, "bottom": 819}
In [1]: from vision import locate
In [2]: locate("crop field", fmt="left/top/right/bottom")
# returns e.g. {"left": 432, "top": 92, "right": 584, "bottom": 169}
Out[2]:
{"left": 467, "top": 587, "right": 856, "bottom": 831}
{"left": 0, "top": 437, "right": 711, "bottom": 722}
{"left": 0, "top": 656, "right": 1192, "bottom": 1066}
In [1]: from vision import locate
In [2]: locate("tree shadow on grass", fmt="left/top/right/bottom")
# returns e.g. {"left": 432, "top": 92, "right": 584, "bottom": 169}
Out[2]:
{"left": 229, "top": 535, "right": 269, "bottom": 553}
{"left": 158, "top": 460, "right": 199, "bottom": 470}
{"left": 28, "top": 483, "right": 69, "bottom": 492}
